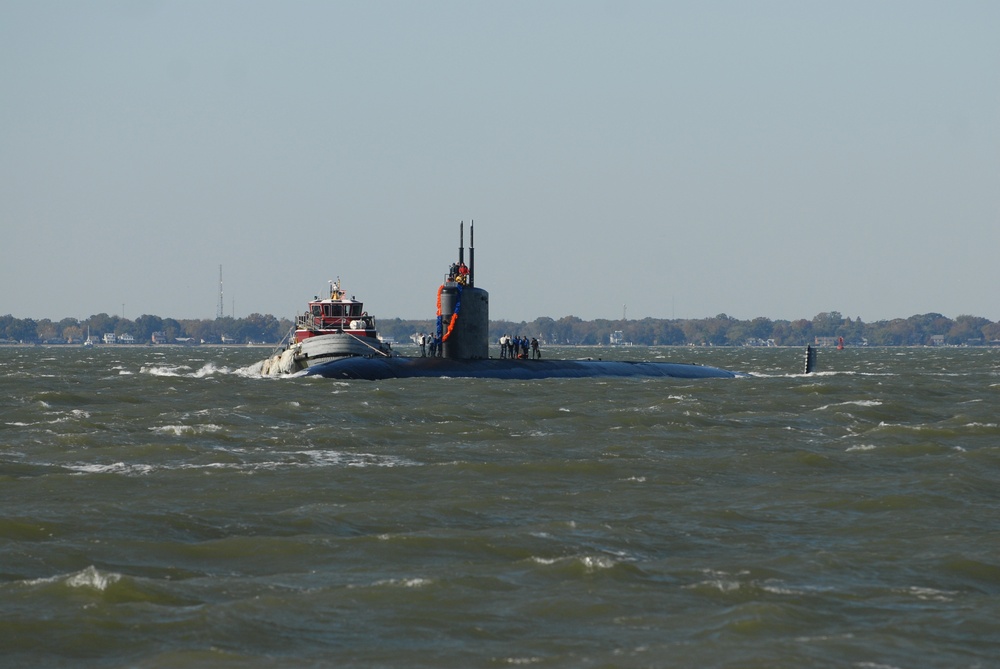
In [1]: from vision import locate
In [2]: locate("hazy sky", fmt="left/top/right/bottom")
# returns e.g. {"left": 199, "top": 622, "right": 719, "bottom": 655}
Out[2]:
{"left": 2, "top": 1, "right": 997, "bottom": 323}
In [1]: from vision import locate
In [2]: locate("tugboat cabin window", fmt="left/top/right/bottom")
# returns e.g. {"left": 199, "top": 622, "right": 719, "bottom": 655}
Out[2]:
{"left": 348, "top": 304, "right": 362, "bottom": 318}
{"left": 311, "top": 305, "right": 322, "bottom": 317}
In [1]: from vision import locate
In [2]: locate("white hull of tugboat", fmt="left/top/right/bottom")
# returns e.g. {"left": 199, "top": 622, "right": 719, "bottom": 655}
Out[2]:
{"left": 259, "top": 333, "right": 392, "bottom": 376}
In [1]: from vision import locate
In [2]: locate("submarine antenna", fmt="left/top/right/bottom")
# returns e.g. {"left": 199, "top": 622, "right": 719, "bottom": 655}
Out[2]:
{"left": 458, "top": 221, "right": 464, "bottom": 267}
{"left": 469, "top": 220, "right": 474, "bottom": 287}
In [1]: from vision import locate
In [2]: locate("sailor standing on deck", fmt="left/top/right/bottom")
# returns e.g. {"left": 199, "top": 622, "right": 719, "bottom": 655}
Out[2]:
{"left": 420, "top": 333, "right": 427, "bottom": 357}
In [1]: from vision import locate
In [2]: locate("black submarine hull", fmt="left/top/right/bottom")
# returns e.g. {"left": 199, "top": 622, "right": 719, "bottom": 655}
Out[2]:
{"left": 303, "top": 356, "right": 742, "bottom": 380}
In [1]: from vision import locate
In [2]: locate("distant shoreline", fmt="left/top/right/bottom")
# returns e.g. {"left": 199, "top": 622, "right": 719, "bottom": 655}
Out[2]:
{"left": 0, "top": 342, "right": 276, "bottom": 349}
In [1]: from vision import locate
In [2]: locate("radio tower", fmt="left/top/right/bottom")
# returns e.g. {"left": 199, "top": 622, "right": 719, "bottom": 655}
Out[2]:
{"left": 217, "top": 265, "right": 224, "bottom": 319}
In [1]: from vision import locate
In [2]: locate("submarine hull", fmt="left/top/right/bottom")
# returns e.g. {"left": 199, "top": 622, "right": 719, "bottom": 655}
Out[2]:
{"left": 303, "top": 356, "right": 741, "bottom": 380}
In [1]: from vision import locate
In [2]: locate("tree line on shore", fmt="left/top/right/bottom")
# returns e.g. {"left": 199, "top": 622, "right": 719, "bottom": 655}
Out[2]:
{"left": 0, "top": 313, "right": 292, "bottom": 346}
{"left": 2, "top": 311, "right": 999, "bottom": 347}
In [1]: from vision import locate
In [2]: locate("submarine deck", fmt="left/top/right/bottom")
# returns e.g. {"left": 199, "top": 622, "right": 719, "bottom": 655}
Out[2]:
{"left": 302, "top": 356, "right": 741, "bottom": 380}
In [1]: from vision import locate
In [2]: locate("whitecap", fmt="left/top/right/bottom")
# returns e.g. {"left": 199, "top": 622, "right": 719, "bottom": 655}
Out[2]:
{"left": 23, "top": 566, "right": 123, "bottom": 591}
{"left": 529, "top": 556, "right": 561, "bottom": 566}
{"left": 904, "top": 586, "right": 955, "bottom": 601}
{"left": 846, "top": 444, "right": 877, "bottom": 452}
{"left": 150, "top": 424, "right": 223, "bottom": 436}
{"left": 816, "top": 399, "right": 883, "bottom": 411}
{"left": 66, "top": 565, "right": 123, "bottom": 591}
{"left": 67, "top": 462, "right": 154, "bottom": 476}
{"left": 141, "top": 365, "right": 190, "bottom": 377}
{"left": 760, "top": 582, "right": 799, "bottom": 595}
{"left": 292, "top": 449, "right": 416, "bottom": 468}
{"left": 691, "top": 578, "right": 742, "bottom": 593}
{"left": 191, "top": 363, "right": 230, "bottom": 378}
{"left": 530, "top": 554, "right": 619, "bottom": 572}
{"left": 140, "top": 363, "right": 233, "bottom": 378}
{"left": 500, "top": 657, "right": 542, "bottom": 665}
{"left": 373, "top": 578, "right": 432, "bottom": 588}
{"left": 685, "top": 568, "right": 752, "bottom": 593}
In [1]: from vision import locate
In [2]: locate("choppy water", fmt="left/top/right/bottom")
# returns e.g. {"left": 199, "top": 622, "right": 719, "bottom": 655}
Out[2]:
{"left": 2, "top": 345, "right": 998, "bottom": 668}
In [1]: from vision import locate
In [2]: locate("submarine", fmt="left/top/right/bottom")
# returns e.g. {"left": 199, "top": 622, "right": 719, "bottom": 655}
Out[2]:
{"left": 299, "top": 223, "right": 744, "bottom": 381}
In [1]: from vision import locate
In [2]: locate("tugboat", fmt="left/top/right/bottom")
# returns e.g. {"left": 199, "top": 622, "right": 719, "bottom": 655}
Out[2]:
{"left": 259, "top": 279, "right": 392, "bottom": 376}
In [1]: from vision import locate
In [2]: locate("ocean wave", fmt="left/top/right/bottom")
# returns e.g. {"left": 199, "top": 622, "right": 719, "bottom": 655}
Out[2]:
{"left": 281, "top": 449, "right": 418, "bottom": 469}
{"left": 683, "top": 569, "right": 755, "bottom": 597}
{"left": 13, "top": 565, "right": 197, "bottom": 609}
{"left": 752, "top": 370, "right": 895, "bottom": 379}
{"left": 67, "top": 462, "right": 155, "bottom": 476}
{"left": 530, "top": 554, "right": 622, "bottom": 574}
{"left": 235, "top": 361, "right": 265, "bottom": 377}
{"left": 140, "top": 364, "right": 191, "bottom": 377}
{"left": 816, "top": 399, "right": 884, "bottom": 411}
{"left": 903, "top": 586, "right": 957, "bottom": 602}
{"left": 150, "top": 424, "right": 223, "bottom": 436}
{"left": 686, "top": 577, "right": 745, "bottom": 594}
{"left": 846, "top": 444, "right": 878, "bottom": 452}
{"left": 370, "top": 578, "right": 433, "bottom": 588}
{"left": 51, "top": 449, "right": 418, "bottom": 478}
{"left": 873, "top": 421, "right": 998, "bottom": 438}
{"left": 140, "top": 363, "right": 234, "bottom": 378}
{"left": 26, "top": 565, "right": 122, "bottom": 591}
{"left": 65, "top": 565, "right": 122, "bottom": 590}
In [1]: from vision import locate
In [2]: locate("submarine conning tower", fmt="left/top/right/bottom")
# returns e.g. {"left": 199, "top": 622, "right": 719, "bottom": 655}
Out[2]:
{"left": 438, "top": 221, "right": 490, "bottom": 360}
